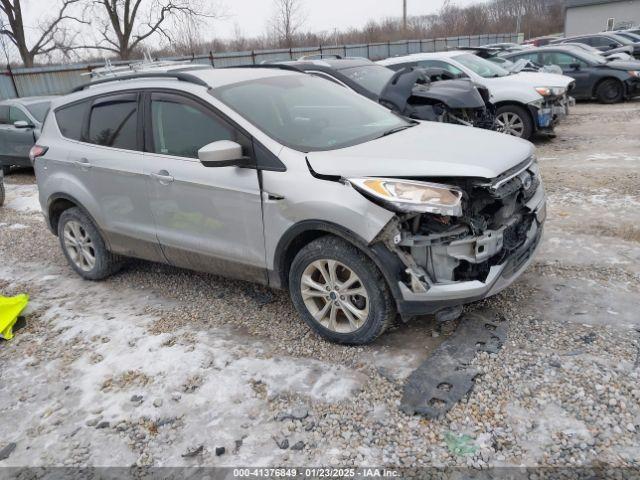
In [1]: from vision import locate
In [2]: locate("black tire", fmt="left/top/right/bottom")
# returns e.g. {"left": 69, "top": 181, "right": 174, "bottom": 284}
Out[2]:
{"left": 495, "top": 104, "right": 534, "bottom": 140}
{"left": 1, "top": 165, "right": 10, "bottom": 176}
{"left": 0, "top": 176, "right": 4, "bottom": 207}
{"left": 288, "top": 236, "right": 396, "bottom": 345}
{"left": 595, "top": 78, "right": 624, "bottom": 104}
{"left": 57, "top": 207, "right": 122, "bottom": 280}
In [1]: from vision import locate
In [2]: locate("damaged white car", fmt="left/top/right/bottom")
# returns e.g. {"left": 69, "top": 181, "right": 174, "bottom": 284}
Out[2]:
{"left": 379, "top": 51, "right": 575, "bottom": 139}
{"left": 33, "top": 67, "right": 546, "bottom": 344}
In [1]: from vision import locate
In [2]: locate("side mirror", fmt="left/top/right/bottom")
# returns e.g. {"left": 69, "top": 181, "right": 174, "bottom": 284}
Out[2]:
{"left": 14, "top": 120, "right": 33, "bottom": 129}
{"left": 198, "top": 140, "right": 251, "bottom": 168}
{"left": 569, "top": 62, "right": 581, "bottom": 70}
{"left": 609, "top": 43, "right": 618, "bottom": 49}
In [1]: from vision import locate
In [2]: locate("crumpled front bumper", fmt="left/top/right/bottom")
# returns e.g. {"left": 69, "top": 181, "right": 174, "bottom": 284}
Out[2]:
{"left": 395, "top": 184, "right": 546, "bottom": 317}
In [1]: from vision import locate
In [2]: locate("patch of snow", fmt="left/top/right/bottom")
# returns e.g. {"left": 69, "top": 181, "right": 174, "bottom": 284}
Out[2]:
{"left": 3, "top": 184, "right": 41, "bottom": 214}
{"left": 586, "top": 152, "right": 640, "bottom": 162}
{"left": 0, "top": 262, "right": 366, "bottom": 467}
{"left": 8, "top": 223, "right": 28, "bottom": 230}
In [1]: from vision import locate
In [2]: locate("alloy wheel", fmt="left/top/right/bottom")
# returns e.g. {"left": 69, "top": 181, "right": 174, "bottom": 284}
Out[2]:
{"left": 496, "top": 111, "right": 525, "bottom": 137}
{"left": 300, "top": 259, "right": 369, "bottom": 333}
{"left": 63, "top": 220, "right": 96, "bottom": 272}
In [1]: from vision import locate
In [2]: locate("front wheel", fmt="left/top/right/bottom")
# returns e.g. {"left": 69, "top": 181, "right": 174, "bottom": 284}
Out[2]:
{"left": 1, "top": 165, "right": 10, "bottom": 176}
{"left": 289, "top": 236, "right": 396, "bottom": 345}
{"left": 495, "top": 105, "right": 533, "bottom": 139}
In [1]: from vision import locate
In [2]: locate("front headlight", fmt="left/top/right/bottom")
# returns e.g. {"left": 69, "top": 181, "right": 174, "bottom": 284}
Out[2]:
{"left": 535, "top": 86, "right": 566, "bottom": 96}
{"left": 348, "top": 178, "right": 463, "bottom": 216}
{"left": 628, "top": 70, "right": 640, "bottom": 78}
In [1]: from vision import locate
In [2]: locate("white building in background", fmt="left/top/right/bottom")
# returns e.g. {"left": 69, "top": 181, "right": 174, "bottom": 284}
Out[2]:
{"left": 565, "top": 0, "right": 640, "bottom": 35}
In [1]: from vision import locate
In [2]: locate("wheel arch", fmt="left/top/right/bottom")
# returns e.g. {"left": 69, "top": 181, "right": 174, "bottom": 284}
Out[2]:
{"left": 47, "top": 193, "right": 100, "bottom": 237}
{"left": 270, "top": 220, "right": 405, "bottom": 304}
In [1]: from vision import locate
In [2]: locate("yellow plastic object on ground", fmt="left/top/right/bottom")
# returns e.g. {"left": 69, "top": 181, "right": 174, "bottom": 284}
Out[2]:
{"left": 0, "top": 294, "right": 29, "bottom": 340}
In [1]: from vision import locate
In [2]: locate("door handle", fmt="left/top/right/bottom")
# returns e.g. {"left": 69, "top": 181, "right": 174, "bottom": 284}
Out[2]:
{"left": 74, "top": 157, "right": 92, "bottom": 170}
{"left": 150, "top": 170, "right": 174, "bottom": 184}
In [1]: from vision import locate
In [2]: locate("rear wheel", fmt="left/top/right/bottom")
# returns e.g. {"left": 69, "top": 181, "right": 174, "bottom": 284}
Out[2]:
{"left": 595, "top": 79, "right": 624, "bottom": 104}
{"left": 1, "top": 165, "right": 10, "bottom": 176}
{"left": 495, "top": 105, "right": 533, "bottom": 139}
{"left": 289, "top": 236, "right": 395, "bottom": 345}
{"left": 58, "top": 207, "right": 122, "bottom": 280}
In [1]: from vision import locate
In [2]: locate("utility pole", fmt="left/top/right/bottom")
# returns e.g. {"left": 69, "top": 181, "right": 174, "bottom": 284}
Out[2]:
{"left": 403, "top": 0, "right": 408, "bottom": 31}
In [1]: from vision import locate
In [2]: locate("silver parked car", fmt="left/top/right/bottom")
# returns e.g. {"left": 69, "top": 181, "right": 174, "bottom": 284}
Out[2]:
{"left": 0, "top": 96, "right": 55, "bottom": 175}
{"left": 32, "top": 67, "right": 546, "bottom": 344}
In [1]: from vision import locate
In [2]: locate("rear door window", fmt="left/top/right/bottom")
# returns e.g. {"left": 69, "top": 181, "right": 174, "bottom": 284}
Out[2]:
{"left": 56, "top": 101, "right": 88, "bottom": 141}
{"left": 87, "top": 93, "right": 138, "bottom": 150}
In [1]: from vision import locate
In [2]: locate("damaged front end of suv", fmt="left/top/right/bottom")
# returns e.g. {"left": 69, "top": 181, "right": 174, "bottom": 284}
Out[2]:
{"left": 379, "top": 67, "right": 496, "bottom": 130}
{"left": 348, "top": 157, "right": 545, "bottom": 320}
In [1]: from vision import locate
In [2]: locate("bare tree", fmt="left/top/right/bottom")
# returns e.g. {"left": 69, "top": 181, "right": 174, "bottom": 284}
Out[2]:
{"left": 269, "top": 0, "right": 305, "bottom": 48}
{"left": 82, "top": 0, "right": 222, "bottom": 60}
{"left": 0, "top": 0, "right": 84, "bottom": 67}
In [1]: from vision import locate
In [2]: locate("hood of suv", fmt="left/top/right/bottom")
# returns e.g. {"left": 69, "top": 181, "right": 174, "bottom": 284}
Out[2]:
{"left": 306, "top": 122, "right": 533, "bottom": 179}
{"left": 487, "top": 71, "right": 574, "bottom": 88}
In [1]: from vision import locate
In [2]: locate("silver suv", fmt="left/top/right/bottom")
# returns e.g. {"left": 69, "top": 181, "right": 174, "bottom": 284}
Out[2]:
{"left": 32, "top": 66, "right": 546, "bottom": 344}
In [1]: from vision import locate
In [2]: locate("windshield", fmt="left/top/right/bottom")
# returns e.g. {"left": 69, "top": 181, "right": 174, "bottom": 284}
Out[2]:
{"left": 213, "top": 74, "right": 412, "bottom": 152}
{"left": 339, "top": 65, "right": 394, "bottom": 96}
{"left": 25, "top": 101, "right": 51, "bottom": 123}
{"left": 453, "top": 54, "right": 510, "bottom": 77}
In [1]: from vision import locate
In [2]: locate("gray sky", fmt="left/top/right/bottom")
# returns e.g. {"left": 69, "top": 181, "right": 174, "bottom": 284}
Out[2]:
{"left": 216, "top": 0, "right": 488, "bottom": 39}
{"left": 20, "top": 0, "right": 490, "bottom": 44}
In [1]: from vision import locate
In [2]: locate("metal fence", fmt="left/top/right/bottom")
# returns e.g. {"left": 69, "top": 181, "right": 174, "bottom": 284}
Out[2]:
{"left": 0, "top": 32, "right": 522, "bottom": 99}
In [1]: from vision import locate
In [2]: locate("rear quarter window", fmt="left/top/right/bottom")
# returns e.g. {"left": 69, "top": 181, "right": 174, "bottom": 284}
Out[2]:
{"left": 55, "top": 101, "right": 88, "bottom": 141}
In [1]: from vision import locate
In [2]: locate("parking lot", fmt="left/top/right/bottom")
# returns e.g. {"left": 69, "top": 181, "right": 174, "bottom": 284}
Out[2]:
{"left": 0, "top": 99, "right": 639, "bottom": 469}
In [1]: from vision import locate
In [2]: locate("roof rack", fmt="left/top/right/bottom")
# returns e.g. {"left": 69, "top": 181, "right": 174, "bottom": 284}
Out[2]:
{"left": 72, "top": 71, "right": 210, "bottom": 93}
{"left": 226, "top": 64, "right": 304, "bottom": 73}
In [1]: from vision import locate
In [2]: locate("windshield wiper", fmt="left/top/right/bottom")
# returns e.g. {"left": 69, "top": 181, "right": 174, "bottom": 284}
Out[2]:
{"left": 378, "top": 123, "right": 416, "bottom": 138}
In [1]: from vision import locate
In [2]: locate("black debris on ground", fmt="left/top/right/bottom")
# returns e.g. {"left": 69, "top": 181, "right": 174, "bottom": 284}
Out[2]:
{"left": 0, "top": 443, "right": 16, "bottom": 461}
{"left": 401, "top": 308, "right": 508, "bottom": 418}
{"left": 181, "top": 445, "right": 204, "bottom": 458}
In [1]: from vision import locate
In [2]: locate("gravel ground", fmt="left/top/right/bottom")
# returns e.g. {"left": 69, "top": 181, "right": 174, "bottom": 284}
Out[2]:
{"left": 0, "top": 100, "right": 639, "bottom": 470}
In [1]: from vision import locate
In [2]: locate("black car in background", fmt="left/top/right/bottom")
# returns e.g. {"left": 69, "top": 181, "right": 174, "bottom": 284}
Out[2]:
{"left": 269, "top": 58, "right": 496, "bottom": 129}
{"left": 502, "top": 46, "right": 640, "bottom": 103}
{"left": 550, "top": 33, "right": 640, "bottom": 60}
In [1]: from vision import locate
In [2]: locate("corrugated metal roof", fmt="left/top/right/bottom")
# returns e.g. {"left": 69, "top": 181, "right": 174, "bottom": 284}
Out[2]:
{"left": 565, "top": 0, "right": 636, "bottom": 8}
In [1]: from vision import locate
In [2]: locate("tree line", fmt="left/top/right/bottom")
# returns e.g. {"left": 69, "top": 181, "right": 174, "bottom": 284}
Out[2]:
{"left": 0, "top": 0, "right": 563, "bottom": 68}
